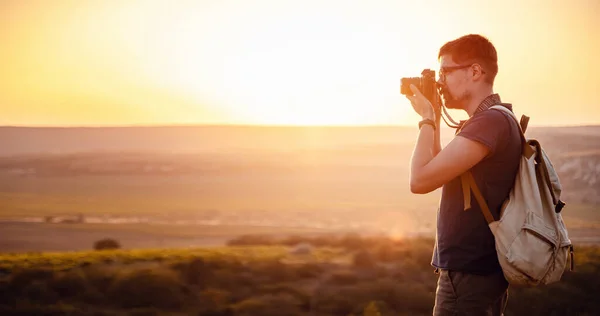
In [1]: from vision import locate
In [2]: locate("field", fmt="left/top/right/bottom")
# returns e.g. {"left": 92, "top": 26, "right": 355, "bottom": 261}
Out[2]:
{"left": 0, "top": 125, "right": 599, "bottom": 314}
{"left": 1, "top": 235, "right": 600, "bottom": 315}
{"left": 1, "top": 125, "right": 599, "bottom": 253}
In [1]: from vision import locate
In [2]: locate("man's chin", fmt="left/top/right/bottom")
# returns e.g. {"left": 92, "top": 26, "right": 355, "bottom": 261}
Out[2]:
{"left": 443, "top": 100, "right": 460, "bottom": 109}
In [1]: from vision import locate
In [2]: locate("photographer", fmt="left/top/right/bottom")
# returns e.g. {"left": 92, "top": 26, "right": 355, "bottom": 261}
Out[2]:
{"left": 405, "top": 34, "right": 522, "bottom": 315}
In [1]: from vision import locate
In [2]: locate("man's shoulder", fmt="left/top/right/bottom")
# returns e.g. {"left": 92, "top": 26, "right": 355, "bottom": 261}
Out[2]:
{"left": 473, "top": 106, "right": 512, "bottom": 122}
{"left": 464, "top": 106, "right": 517, "bottom": 134}
{"left": 458, "top": 106, "right": 520, "bottom": 156}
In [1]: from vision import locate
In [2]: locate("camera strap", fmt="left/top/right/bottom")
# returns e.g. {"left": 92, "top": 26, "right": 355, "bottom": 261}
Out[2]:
{"left": 441, "top": 106, "right": 461, "bottom": 129}
{"left": 437, "top": 92, "right": 461, "bottom": 129}
{"left": 435, "top": 93, "right": 462, "bottom": 128}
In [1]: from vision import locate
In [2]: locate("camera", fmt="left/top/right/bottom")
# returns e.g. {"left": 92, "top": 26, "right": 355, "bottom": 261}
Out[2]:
{"left": 400, "top": 69, "right": 438, "bottom": 105}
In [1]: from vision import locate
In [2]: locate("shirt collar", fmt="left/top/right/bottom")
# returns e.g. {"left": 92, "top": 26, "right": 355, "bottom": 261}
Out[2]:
{"left": 474, "top": 93, "right": 502, "bottom": 115}
{"left": 455, "top": 93, "right": 503, "bottom": 132}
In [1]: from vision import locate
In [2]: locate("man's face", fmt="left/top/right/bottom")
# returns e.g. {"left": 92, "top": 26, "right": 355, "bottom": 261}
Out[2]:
{"left": 437, "top": 55, "right": 472, "bottom": 110}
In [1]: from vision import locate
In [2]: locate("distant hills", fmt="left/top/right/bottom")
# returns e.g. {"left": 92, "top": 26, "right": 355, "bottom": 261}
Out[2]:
{"left": 0, "top": 125, "right": 421, "bottom": 156}
{"left": 1, "top": 125, "right": 598, "bottom": 206}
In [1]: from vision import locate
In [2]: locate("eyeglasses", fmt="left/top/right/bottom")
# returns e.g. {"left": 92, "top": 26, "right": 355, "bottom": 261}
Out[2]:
{"left": 438, "top": 64, "right": 486, "bottom": 81}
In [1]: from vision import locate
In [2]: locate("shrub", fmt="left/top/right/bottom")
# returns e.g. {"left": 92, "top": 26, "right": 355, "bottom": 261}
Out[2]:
{"left": 506, "top": 269, "right": 600, "bottom": 316}
{"left": 250, "top": 260, "right": 296, "bottom": 283}
{"left": 311, "top": 235, "right": 340, "bottom": 248}
{"left": 108, "top": 268, "right": 187, "bottom": 309}
{"left": 359, "top": 300, "right": 396, "bottom": 316}
{"left": 0, "top": 303, "right": 82, "bottom": 316}
{"left": 295, "top": 263, "right": 325, "bottom": 279}
{"left": 9, "top": 268, "right": 55, "bottom": 292}
{"left": 49, "top": 270, "right": 88, "bottom": 298}
{"left": 78, "top": 287, "right": 106, "bottom": 305}
{"left": 198, "top": 307, "right": 234, "bottom": 316}
{"left": 208, "top": 269, "right": 245, "bottom": 291}
{"left": 128, "top": 308, "right": 161, "bottom": 316}
{"left": 82, "top": 266, "right": 115, "bottom": 293}
{"left": 375, "top": 243, "right": 397, "bottom": 262}
{"left": 329, "top": 271, "right": 360, "bottom": 286}
{"left": 93, "top": 238, "right": 121, "bottom": 250}
{"left": 339, "top": 233, "right": 367, "bottom": 250}
{"left": 280, "top": 235, "right": 308, "bottom": 246}
{"left": 232, "top": 294, "right": 304, "bottom": 316}
{"left": 353, "top": 250, "right": 376, "bottom": 269}
{"left": 174, "top": 257, "right": 215, "bottom": 286}
{"left": 383, "top": 282, "right": 435, "bottom": 314}
{"left": 288, "top": 242, "right": 314, "bottom": 255}
{"left": 22, "top": 280, "right": 60, "bottom": 304}
{"left": 198, "top": 288, "right": 231, "bottom": 312}
{"left": 226, "top": 235, "right": 275, "bottom": 246}
{"left": 312, "top": 290, "right": 357, "bottom": 316}
{"left": 0, "top": 279, "right": 11, "bottom": 305}
{"left": 257, "top": 284, "right": 310, "bottom": 309}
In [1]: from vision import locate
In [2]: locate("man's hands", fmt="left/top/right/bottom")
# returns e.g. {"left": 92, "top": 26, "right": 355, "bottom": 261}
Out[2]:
{"left": 405, "top": 84, "right": 439, "bottom": 122}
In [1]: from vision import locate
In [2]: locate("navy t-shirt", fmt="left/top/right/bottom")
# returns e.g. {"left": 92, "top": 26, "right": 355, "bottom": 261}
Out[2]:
{"left": 431, "top": 105, "right": 522, "bottom": 275}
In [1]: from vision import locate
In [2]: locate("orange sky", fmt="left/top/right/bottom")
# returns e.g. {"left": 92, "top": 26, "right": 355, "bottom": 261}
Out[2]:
{"left": 1, "top": 0, "right": 599, "bottom": 127}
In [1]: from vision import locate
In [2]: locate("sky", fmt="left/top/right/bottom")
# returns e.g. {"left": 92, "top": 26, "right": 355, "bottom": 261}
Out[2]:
{"left": 0, "top": 0, "right": 599, "bottom": 127}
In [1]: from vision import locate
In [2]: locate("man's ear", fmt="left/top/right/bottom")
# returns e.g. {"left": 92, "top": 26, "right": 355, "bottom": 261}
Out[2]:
{"left": 472, "top": 64, "right": 484, "bottom": 80}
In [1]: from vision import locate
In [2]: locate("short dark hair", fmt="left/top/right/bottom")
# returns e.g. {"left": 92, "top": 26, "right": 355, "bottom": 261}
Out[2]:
{"left": 438, "top": 34, "right": 498, "bottom": 85}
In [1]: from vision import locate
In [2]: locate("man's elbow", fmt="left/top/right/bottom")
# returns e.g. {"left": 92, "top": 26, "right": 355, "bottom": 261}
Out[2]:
{"left": 410, "top": 180, "right": 427, "bottom": 194}
{"left": 410, "top": 179, "right": 435, "bottom": 194}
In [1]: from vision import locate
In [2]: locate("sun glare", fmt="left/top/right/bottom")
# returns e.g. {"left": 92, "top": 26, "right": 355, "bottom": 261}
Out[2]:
{"left": 119, "top": 1, "right": 439, "bottom": 126}
{"left": 4, "top": 1, "right": 597, "bottom": 126}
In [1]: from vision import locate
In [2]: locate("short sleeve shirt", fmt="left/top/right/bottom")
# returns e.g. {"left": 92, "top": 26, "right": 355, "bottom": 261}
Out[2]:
{"left": 431, "top": 99, "right": 522, "bottom": 275}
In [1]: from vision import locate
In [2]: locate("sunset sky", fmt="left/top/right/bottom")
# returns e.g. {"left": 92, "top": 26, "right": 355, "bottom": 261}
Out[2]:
{"left": 1, "top": 0, "right": 598, "bottom": 127}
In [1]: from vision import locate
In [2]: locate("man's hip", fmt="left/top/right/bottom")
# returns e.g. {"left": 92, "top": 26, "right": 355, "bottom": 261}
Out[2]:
{"left": 433, "top": 269, "right": 509, "bottom": 316}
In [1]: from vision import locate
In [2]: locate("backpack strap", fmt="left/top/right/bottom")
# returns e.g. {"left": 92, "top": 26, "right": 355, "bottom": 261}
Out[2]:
{"left": 460, "top": 104, "right": 528, "bottom": 221}
{"left": 520, "top": 115, "right": 530, "bottom": 134}
{"left": 497, "top": 102, "right": 530, "bottom": 134}
{"left": 489, "top": 105, "right": 534, "bottom": 158}
{"left": 461, "top": 171, "right": 495, "bottom": 224}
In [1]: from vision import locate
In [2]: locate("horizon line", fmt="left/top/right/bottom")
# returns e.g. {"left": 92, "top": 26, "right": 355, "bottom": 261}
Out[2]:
{"left": 1, "top": 123, "right": 599, "bottom": 129}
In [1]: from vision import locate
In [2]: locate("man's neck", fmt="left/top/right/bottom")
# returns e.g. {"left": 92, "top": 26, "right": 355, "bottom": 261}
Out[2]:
{"left": 465, "top": 87, "right": 494, "bottom": 117}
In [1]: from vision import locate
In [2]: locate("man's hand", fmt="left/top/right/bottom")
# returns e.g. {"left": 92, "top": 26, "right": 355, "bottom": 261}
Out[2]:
{"left": 405, "top": 84, "right": 437, "bottom": 121}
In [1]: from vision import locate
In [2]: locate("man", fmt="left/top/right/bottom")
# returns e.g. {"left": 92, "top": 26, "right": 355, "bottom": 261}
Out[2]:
{"left": 405, "top": 34, "right": 522, "bottom": 315}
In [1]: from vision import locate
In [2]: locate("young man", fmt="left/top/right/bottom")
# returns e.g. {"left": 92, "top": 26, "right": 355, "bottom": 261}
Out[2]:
{"left": 405, "top": 34, "right": 522, "bottom": 315}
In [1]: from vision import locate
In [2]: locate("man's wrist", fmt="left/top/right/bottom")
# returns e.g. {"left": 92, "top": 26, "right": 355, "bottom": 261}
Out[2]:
{"left": 418, "top": 118, "right": 436, "bottom": 130}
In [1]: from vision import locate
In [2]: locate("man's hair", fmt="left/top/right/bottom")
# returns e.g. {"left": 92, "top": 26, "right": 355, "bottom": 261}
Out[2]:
{"left": 438, "top": 34, "right": 498, "bottom": 85}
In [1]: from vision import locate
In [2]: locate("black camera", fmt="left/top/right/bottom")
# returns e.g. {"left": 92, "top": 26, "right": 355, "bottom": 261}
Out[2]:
{"left": 400, "top": 69, "right": 438, "bottom": 105}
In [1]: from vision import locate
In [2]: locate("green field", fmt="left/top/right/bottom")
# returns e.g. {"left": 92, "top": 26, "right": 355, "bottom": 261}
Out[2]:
{"left": 1, "top": 235, "right": 599, "bottom": 315}
{"left": 0, "top": 246, "right": 346, "bottom": 273}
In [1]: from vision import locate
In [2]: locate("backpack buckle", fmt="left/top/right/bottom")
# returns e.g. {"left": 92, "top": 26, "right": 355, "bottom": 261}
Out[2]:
{"left": 555, "top": 200, "right": 566, "bottom": 213}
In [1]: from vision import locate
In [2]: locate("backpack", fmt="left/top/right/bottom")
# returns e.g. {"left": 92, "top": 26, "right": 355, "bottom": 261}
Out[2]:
{"left": 460, "top": 104, "right": 574, "bottom": 287}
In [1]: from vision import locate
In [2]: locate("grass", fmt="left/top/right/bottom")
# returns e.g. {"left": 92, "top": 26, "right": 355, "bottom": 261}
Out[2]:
{"left": 0, "top": 246, "right": 344, "bottom": 273}
{"left": 1, "top": 235, "right": 600, "bottom": 315}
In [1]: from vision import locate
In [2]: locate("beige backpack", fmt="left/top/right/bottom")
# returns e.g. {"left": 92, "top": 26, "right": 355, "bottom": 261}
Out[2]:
{"left": 460, "top": 105, "right": 574, "bottom": 287}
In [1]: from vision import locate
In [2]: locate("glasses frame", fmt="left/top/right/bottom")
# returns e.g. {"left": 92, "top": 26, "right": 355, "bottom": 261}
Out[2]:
{"left": 438, "top": 64, "right": 486, "bottom": 81}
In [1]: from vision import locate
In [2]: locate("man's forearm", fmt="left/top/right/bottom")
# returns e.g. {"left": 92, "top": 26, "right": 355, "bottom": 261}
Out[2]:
{"left": 410, "top": 124, "right": 435, "bottom": 180}
{"left": 432, "top": 116, "right": 442, "bottom": 156}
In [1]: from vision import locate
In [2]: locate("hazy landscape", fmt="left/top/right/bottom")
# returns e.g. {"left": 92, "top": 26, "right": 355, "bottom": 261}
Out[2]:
{"left": 1, "top": 125, "right": 599, "bottom": 252}
{"left": 1, "top": 125, "right": 599, "bottom": 315}
{"left": 3, "top": 0, "right": 599, "bottom": 313}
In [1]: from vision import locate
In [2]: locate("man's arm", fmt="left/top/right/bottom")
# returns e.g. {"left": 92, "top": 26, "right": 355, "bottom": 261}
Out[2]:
{"left": 405, "top": 84, "right": 488, "bottom": 194}
{"left": 432, "top": 109, "right": 442, "bottom": 156}
{"left": 410, "top": 134, "right": 489, "bottom": 194}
